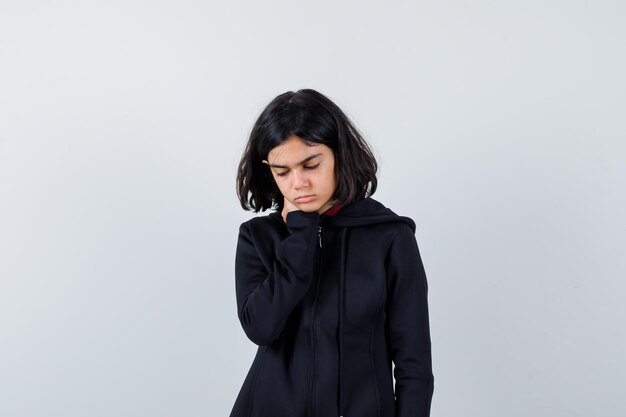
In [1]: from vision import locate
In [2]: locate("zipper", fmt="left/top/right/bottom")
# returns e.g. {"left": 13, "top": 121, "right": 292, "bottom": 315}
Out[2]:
{"left": 308, "top": 225, "right": 323, "bottom": 417}
{"left": 314, "top": 225, "right": 345, "bottom": 417}
{"left": 318, "top": 225, "right": 323, "bottom": 248}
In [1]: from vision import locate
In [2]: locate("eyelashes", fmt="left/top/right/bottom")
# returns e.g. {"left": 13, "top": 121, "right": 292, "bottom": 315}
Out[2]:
{"left": 276, "top": 163, "right": 320, "bottom": 177}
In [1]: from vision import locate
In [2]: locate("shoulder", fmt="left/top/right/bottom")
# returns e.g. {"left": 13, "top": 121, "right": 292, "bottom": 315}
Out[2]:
{"left": 239, "top": 210, "right": 281, "bottom": 227}
{"left": 238, "top": 211, "right": 285, "bottom": 241}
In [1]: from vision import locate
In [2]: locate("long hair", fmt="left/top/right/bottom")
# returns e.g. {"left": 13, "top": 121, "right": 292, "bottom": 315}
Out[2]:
{"left": 236, "top": 88, "right": 378, "bottom": 213}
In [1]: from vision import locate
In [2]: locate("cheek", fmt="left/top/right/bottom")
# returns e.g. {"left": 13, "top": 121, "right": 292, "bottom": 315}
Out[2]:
{"left": 276, "top": 180, "right": 288, "bottom": 192}
{"left": 322, "top": 169, "right": 336, "bottom": 190}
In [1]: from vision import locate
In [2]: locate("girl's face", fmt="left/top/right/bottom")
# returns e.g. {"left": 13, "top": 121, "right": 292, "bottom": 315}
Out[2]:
{"left": 262, "top": 135, "right": 337, "bottom": 213}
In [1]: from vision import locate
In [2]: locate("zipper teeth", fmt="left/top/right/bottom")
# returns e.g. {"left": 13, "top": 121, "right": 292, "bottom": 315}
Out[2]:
{"left": 309, "top": 226, "right": 323, "bottom": 417}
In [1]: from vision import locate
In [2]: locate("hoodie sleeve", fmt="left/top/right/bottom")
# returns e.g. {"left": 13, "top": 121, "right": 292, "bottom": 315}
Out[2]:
{"left": 385, "top": 223, "right": 434, "bottom": 417}
{"left": 235, "top": 210, "right": 320, "bottom": 346}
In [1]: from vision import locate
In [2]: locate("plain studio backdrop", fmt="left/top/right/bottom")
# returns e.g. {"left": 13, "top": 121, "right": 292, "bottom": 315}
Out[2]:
{"left": 1, "top": 1, "right": 624, "bottom": 416}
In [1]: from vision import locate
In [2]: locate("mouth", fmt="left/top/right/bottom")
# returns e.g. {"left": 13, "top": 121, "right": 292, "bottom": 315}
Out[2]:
{"left": 295, "top": 194, "right": 315, "bottom": 203}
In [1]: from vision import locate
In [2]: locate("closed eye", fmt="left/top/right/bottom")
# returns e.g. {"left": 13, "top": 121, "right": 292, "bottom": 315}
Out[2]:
{"left": 276, "top": 163, "right": 320, "bottom": 177}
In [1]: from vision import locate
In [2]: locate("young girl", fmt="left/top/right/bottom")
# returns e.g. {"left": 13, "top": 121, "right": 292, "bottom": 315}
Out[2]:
{"left": 231, "top": 89, "right": 434, "bottom": 417}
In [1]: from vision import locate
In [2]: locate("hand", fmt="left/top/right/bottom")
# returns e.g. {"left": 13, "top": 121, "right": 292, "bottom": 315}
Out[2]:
{"left": 281, "top": 197, "right": 300, "bottom": 223}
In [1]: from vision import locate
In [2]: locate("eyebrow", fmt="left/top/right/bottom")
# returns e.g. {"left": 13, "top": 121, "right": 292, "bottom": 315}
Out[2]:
{"left": 269, "top": 153, "right": 323, "bottom": 169}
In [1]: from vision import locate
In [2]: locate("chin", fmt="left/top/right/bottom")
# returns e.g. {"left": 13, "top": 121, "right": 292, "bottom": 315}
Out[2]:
{"left": 296, "top": 206, "right": 320, "bottom": 212}
{"left": 294, "top": 202, "right": 322, "bottom": 212}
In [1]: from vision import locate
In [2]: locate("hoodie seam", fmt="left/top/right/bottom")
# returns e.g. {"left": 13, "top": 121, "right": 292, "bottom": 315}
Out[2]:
{"left": 385, "top": 227, "right": 404, "bottom": 284}
{"left": 338, "top": 227, "right": 348, "bottom": 416}
{"left": 248, "top": 347, "right": 267, "bottom": 417}
{"left": 370, "top": 288, "right": 384, "bottom": 417}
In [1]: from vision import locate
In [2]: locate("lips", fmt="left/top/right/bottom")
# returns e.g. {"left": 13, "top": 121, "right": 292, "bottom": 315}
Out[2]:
{"left": 295, "top": 194, "right": 315, "bottom": 202}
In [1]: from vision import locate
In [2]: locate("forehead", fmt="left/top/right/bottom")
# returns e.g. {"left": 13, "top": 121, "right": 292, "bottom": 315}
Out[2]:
{"left": 267, "top": 135, "right": 330, "bottom": 161}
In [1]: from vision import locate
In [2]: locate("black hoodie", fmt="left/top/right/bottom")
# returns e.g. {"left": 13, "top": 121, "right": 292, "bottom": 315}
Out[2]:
{"left": 230, "top": 196, "right": 434, "bottom": 417}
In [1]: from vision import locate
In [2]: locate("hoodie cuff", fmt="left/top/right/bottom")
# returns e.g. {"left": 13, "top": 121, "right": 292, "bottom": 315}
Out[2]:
{"left": 285, "top": 210, "right": 320, "bottom": 231}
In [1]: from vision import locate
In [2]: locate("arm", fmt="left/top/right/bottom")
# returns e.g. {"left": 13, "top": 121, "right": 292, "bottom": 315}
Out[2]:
{"left": 235, "top": 210, "right": 320, "bottom": 346}
{"left": 385, "top": 224, "right": 434, "bottom": 417}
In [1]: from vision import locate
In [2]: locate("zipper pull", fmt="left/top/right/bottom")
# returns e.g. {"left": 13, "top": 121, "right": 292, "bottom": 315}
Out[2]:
{"left": 318, "top": 226, "right": 323, "bottom": 248}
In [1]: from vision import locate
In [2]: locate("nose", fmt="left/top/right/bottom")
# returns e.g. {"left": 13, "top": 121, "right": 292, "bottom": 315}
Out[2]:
{"left": 292, "top": 168, "right": 310, "bottom": 190}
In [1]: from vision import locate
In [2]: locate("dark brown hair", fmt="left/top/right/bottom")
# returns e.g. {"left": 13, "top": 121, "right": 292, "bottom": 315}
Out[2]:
{"left": 236, "top": 88, "right": 378, "bottom": 213}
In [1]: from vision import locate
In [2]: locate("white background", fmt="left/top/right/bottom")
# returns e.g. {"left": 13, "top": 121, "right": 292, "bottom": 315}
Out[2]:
{"left": 1, "top": 1, "right": 625, "bottom": 416}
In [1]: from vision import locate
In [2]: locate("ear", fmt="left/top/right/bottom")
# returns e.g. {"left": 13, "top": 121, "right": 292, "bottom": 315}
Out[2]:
{"left": 261, "top": 160, "right": 269, "bottom": 165}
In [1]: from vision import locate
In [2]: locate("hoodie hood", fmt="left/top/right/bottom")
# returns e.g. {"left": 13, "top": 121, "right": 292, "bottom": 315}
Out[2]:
{"left": 321, "top": 196, "right": 416, "bottom": 232}
{"left": 270, "top": 196, "right": 416, "bottom": 233}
